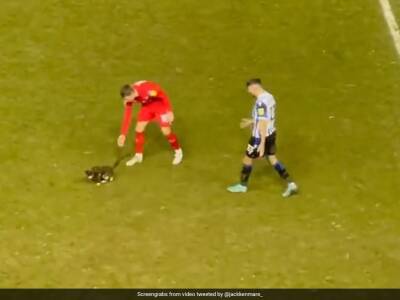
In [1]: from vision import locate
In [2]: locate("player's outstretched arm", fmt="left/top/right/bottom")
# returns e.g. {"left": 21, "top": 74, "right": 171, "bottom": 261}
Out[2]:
{"left": 118, "top": 102, "right": 134, "bottom": 147}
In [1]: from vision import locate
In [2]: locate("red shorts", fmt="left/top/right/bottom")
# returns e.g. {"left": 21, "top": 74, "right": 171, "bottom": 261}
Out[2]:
{"left": 137, "top": 101, "right": 171, "bottom": 127}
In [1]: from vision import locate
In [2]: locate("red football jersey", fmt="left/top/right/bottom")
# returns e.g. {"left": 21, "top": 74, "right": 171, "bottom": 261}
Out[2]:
{"left": 120, "top": 81, "right": 172, "bottom": 135}
{"left": 131, "top": 80, "right": 168, "bottom": 106}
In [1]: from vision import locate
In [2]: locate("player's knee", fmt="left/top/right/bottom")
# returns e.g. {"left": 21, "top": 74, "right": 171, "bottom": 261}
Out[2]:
{"left": 161, "top": 126, "right": 172, "bottom": 136}
{"left": 135, "top": 122, "right": 147, "bottom": 132}
{"left": 243, "top": 156, "right": 253, "bottom": 165}
{"left": 268, "top": 155, "right": 278, "bottom": 165}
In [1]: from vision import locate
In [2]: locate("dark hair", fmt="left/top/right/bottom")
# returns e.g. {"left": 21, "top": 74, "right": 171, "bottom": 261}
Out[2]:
{"left": 120, "top": 84, "right": 133, "bottom": 97}
{"left": 246, "top": 78, "right": 262, "bottom": 87}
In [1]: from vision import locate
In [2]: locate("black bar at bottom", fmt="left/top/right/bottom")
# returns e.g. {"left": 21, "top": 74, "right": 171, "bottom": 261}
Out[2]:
{"left": 0, "top": 289, "right": 398, "bottom": 300}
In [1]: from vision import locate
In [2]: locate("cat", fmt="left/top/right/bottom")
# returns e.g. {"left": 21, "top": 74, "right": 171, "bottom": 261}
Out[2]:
{"left": 85, "top": 153, "right": 130, "bottom": 185}
{"left": 85, "top": 166, "right": 114, "bottom": 184}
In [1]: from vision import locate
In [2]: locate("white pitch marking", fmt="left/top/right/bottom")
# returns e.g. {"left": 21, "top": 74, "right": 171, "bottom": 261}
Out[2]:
{"left": 378, "top": 0, "right": 400, "bottom": 57}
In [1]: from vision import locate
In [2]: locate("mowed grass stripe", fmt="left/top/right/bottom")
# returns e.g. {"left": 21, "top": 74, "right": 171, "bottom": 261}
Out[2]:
{"left": 378, "top": 0, "right": 400, "bottom": 56}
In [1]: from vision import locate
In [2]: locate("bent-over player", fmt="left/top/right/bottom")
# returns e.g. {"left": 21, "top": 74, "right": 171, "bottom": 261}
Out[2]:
{"left": 118, "top": 80, "right": 183, "bottom": 166}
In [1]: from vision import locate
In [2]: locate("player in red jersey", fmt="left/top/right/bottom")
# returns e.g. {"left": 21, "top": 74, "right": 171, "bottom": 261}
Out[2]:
{"left": 117, "top": 80, "right": 183, "bottom": 166}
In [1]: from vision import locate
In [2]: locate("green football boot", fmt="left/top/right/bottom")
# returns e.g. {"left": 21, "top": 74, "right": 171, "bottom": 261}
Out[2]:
{"left": 282, "top": 182, "right": 298, "bottom": 198}
{"left": 227, "top": 183, "right": 248, "bottom": 193}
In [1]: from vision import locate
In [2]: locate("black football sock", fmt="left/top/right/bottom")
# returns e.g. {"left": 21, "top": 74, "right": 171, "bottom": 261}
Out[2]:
{"left": 273, "top": 161, "right": 292, "bottom": 183}
{"left": 240, "top": 165, "right": 253, "bottom": 186}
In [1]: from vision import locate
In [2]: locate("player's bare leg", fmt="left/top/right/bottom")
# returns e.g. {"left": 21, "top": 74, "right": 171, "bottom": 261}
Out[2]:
{"left": 126, "top": 121, "right": 148, "bottom": 166}
{"left": 227, "top": 156, "right": 253, "bottom": 193}
{"left": 160, "top": 126, "right": 183, "bottom": 165}
{"left": 267, "top": 155, "right": 298, "bottom": 197}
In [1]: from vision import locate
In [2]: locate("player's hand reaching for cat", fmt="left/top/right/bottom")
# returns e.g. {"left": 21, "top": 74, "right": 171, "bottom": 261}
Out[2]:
{"left": 117, "top": 134, "right": 126, "bottom": 147}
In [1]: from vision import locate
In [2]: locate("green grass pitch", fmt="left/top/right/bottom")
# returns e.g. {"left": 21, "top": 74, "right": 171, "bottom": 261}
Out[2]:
{"left": 0, "top": 0, "right": 399, "bottom": 287}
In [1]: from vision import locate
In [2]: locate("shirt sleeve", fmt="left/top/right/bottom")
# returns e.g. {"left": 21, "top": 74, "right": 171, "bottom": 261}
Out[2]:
{"left": 147, "top": 84, "right": 162, "bottom": 98}
{"left": 147, "top": 89, "right": 159, "bottom": 98}
{"left": 120, "top": 102, "right": 133, "bottom": 135}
